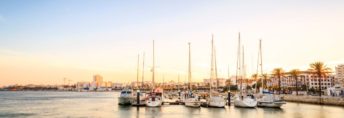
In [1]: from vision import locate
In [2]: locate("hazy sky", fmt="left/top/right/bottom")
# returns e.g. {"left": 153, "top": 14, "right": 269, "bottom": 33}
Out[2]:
{"left": 1, "top": 0, "right": 344, "bottom": 86}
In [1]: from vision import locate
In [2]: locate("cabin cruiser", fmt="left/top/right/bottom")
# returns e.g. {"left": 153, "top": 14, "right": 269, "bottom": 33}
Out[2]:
{"left": 257, "top": 90, "right": 285, "bottom": 108}
{"left": 234, "top": 94, "right": 257, "bottom": 108}
{"left": 146, "top": 88, "right": 163, "bottom": 107}
{"left": 118, "top": 88, "right": 133, "bottom": 105}
{"left": 184, "top": 91, "right": 201, "bottom": 107}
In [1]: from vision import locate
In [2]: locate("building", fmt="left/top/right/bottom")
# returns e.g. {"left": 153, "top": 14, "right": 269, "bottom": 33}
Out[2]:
{"left": 268, "top": 70, "right": 335, "bottom": 90}
{"left": 93, "top": 74, "right": 103, "bottom": 88}
{"left": 336, "top": 64, "right": 344, "bottom": 86}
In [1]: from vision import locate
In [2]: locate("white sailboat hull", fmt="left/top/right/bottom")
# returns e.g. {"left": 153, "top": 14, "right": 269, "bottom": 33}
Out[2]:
{"left": 146, "top": 99, "right": 162, "bottom": 107}
{"left": 184, "top": 98, "right": 201, "bottom": 107}
{"left": 234, "top": 97, "right": 257, "bottom": 108}
{"left": 257, "top": 94, "right": 286, "bottom": 108}
{"left": 207, "top": 96, "right": 226, "bottom": 108}
{"left": 257, "top": 101, "right": 285, "bottom": 108}
{"left": 146, "top": 96, "right": 162, "bottom": 107}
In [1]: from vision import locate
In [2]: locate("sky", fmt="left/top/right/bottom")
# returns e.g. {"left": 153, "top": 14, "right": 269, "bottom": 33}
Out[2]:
{"left": 0, "top": 0, "right": 344, "bottom": 86}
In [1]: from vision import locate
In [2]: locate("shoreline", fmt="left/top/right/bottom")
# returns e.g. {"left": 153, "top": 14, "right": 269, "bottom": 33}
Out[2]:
{"left": 283, "top": 95, "right": 344, "bottom": 106}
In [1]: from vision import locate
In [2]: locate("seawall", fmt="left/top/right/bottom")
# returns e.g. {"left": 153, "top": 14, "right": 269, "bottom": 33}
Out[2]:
{"left": 283, "top": 95, "right": 344, "bottom": 106}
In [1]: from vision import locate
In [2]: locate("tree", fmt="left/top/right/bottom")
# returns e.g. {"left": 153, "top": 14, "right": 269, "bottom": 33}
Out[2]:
{"left": 251, "top": 74, "right": 259, "bottom": 92}
{"left": 272, "top": 68, "right": 284, "bottom": 94}
{"left": 290, "top": 69, "right": 300, "bottom": 95}
{"left": 309, "top": 62, "right": 331, "bottom": 97}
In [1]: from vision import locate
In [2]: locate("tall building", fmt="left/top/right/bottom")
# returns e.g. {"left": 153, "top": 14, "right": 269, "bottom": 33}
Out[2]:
{"left": 336, "top": 64, "right": 344, "bottom": 86}
{"left": 93, "top": 74, "right": 103, "bottom": 88}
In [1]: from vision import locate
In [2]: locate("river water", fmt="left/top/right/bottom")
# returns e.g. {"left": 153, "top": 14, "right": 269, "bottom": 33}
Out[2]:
{"left": 0, "top": 91, "right": 343, "bottom": 118}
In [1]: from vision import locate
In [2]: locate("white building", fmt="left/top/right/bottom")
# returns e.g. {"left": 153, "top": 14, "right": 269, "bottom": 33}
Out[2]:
{"left": 336, "top": 64, "right": 344, "bottom": 86}
{"left": 269, "top": 71, "right": 335, "bottom": 90}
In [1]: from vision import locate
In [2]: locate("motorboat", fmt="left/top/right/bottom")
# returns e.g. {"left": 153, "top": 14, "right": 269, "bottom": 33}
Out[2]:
{"left": 118, "top": 88, "right": 133, "bottom": 105}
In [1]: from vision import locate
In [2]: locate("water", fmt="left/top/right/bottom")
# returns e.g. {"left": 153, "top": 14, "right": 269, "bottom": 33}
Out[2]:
{"left": 0, "top": 91, "right": 343, "bottom": 118}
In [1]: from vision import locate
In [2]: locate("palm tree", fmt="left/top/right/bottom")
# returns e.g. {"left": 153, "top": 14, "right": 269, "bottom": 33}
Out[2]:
{"left": 290, "top": 69, "right": 300, "bottom": 96}
{"left": 251, "top": 74, "right": 259, "bottom": 93}
{"left": 309, "top": 62, "right": 331, "bottom": 97}
{"left": 272, "top": 68, "right": 284, "bottom": 94}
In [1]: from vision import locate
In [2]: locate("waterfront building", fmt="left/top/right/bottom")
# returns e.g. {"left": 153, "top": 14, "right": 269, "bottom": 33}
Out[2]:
{"left": 336, "top": 64, "right": 344, "bottom": 86}
{"left": 268, "top": 70, "right": 335, "bottom": 90}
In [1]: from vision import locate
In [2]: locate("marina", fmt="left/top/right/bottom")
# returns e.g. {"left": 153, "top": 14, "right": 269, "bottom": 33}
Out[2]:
{"left": 1, "top": 91, "right": 344, "bottom": 118}
{"left": 1, "top": 1, "right": 344, "bottom": 118}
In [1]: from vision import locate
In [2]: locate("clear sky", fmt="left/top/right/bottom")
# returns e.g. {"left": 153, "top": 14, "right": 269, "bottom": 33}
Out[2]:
{"left": 1, "top": 0, "right": 344, "bottom": 86}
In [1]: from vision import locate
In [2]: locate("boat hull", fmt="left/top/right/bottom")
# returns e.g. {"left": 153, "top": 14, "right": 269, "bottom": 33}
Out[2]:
{"left": 184, "top": 98, "right": 201, "bottom": 108}
{"left": 257, "top": 101, "right": 285, "bottom": 108}
{"left": 118, "top": 97, "right": 132, "bottom": 105}
{"left": 234, "top": 98, "right": 257, "bottom": 108}
{"left": 146, "top": 100, "right": 162, "bottom": 107}
{"left": 206, "top": 96, "right": 226, "bottom": 108}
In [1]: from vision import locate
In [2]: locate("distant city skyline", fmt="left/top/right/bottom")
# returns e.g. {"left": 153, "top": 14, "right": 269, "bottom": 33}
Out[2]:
{"left": 1, "top": 0, "right": 344, "bottom": 86}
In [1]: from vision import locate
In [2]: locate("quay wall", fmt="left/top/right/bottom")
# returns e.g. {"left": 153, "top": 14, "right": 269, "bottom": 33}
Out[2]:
{"left": 283, "top": 95, "right": 344, "bottom": 106}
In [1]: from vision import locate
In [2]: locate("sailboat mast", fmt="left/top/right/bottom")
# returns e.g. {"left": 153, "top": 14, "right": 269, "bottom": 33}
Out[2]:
{"left": 142, "top": 52, "right": 145, "bottom": 88}
{"left": 241, "top": 46, "right": 245, "bottom": 95}
{"left": 210, "top": 34, "right": 214, "bottom": 96}
{"left": 259, "top": 39, "right": 264, "bottom": 89}
{"left": 236, "top": 32, "right": 241, "bottom": 85}
{"left": 152, "top": 40, "right": 155, "bottom": 89}
{"left": 214, "top": 46, "right": 218, "bottom": 90}
{"left": 188, "top": 42, "right": 192, "bottom": 90}
{"left": 255, "top": 40, "right": 259, "bottom": 93}
{"left": 137, "top": 54, "right": 140, "bottom": 88}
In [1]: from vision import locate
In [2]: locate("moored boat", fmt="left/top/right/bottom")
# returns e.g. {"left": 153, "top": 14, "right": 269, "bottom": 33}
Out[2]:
{"left": 146, "top": 88, "right": 163, "bottom": 107}
{"left": 234, "top": 94, "right": 257, "bottom": 108}
{"left": 184, "top": 91, "right": 201, "bottom": 107}
{"left": 257, "top": 91, "right": 285, "bottom": 108}
{"left": 118, "top": 88, "right": 133, "bottom": 105}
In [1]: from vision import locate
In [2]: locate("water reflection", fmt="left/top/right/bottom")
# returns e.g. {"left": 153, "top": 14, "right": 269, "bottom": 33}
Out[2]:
{"left": 1, "top": 91, "right": 344, "bottom": 118}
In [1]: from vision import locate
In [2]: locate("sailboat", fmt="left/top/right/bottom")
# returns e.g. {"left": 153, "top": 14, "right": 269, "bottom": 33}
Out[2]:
{"left": 205, "top": 35, "right": 226, "bottom": 108}
{"left": 256, "top": 39, "right": 286, "bottom": 108}
{"left": 233, "top": 32, "right": 258, "bottom": 108}
{"left": 184, "top": 42, "right": 201, "bottom": 108}
{"left": 146, "top": 40, "right": 163, "bottom": 107}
